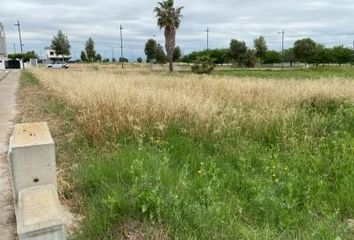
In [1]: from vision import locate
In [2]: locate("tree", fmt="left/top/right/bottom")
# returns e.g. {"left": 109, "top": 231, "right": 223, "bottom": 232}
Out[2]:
{"left": 145, "top": 39, "right": 157, "bottom": 63}
{"left": 332, "top": 45, "right": 353, "bottom": 66}
{"left": 293, "top": 38, "right": 317, "bottom": 65}
{"left": 312, "top": 44, "right": 325, "bottom": 66}
{"left": 262, "top": 50, "right": 281, "bottom": 64}
{"left": 254, "top": 36, "right": 267, "bottom": 60}
{"left": 119, "top": 57, "right": 129, "bottom": 63}
{"left": 8, "top": 51, "right": 37, "bottom": 61}
{"left": 317, "top": 48, "right": 335, "bottom": 65}
{"left": 51, "top": 30, "right": 71, "bottom": 62}
{"left": 80, "top": 51, "right": 88, "bottom": 62}
{"left": 137, "top": 57, "right": 143, "bottom": 63}
{"left": 95, "top": 53, "right": 102, "bottom": 62}
{"left": 155, "top": 44, "right": 168, "bottom": 64}
{"left": 181, "top": 49, "right": 229, "bottom": 65}
{"left": 283, "top": 48, "right": 296, "bottom": 67}
{"left": 242, "top": 50, "right": 257, "bottom": 68}
{"left": 154, "top": 0, "right": 183, "bottom": 72}
{"left": 85, "top": 37, "right": 96, "bottom": 62}
{"left": 173, "top": 46, "right": 182, "bottom": 62}
{"left": 229, "top": 39, "right": 247, "bottom": 66}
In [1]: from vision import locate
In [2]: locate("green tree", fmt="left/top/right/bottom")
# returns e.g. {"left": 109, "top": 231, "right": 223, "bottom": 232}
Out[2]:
{"left": 137, "top": 57, "right": 143, "bottom": 63}
{"left": 263, "top": 50, "right": 281, "bottom": 64}
{"left": 254, "top": 36, "right": 267, "bottom": 61}
{"left": 181, "top": 49, "right": 229, "bottom": 65}
{"left": 173, "top": 46, "right": 182, "bottom": 62}
{"left": 51, "top": 30, "right": 71, "bottom": 62}
{"left": 293, "top": 38, "right": 317, "bottom": 65}
{"left": 95, "top": 53, "right": 102, "bottom": 62}
{"left": 283, "top": 48, "right": 296, "bottom": 66}
{"left": 145, "top": 39, "right": 157, "bottom": 63}
{"left": 154, "top": 0, "right": 183, "bottom": 72}
{"left": 312, "top": 44, "right": 325, "bottom": 66}
{"left": 332, "top": 45, "right": 353, "bottom": 66}
{"left": 85, "top": 37, "right": 96, "bottom": 62}
{"left": 8, "top": 51, "right": 37, "bottom": 61}
{"left": 80, "top": 51, "right": 88, "bottom": 62}
{"left": 229, "top": 39, "right": 247, "bottom": 66}
{"left": 242, "top": 50, "right": 257, "bottom": 68}
{"left": 155, "top": 44, "right": 168, "bottom": 64}
{"left": 317, "top": 48, "right": 335, "bottom": 65}
{"left": 119, "top": 57, "right": 129, "bottom": 63}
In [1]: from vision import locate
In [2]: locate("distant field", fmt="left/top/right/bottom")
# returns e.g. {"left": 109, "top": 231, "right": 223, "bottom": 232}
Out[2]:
{"left": 58, "top": 63, "right": 354, "bottom": 79}
{"left": 29, "top": 66, "right": 354, "bottom": 239}
{"left": 214, "top": 66, "right": 354, "bottom": 79}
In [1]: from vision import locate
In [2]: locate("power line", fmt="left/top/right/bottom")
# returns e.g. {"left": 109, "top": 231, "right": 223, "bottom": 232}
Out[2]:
{"left": 14, "top": 20, "right": 24, "bottom": 69}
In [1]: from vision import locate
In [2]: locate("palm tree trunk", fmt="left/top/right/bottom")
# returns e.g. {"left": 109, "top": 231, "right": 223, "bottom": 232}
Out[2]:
{"left": 165, "top": 28, "right": 175, "bottom": 73}
{"left": 169, "top": 51, "right": 173, "bottom": 72}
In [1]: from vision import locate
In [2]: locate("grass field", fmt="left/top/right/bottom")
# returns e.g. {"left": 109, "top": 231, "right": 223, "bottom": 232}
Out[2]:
{"left": 28, "top": 65, "right": 354, "bottom": 239}
{"left": 214, "top": 66, "right": 354, "bottom": 79}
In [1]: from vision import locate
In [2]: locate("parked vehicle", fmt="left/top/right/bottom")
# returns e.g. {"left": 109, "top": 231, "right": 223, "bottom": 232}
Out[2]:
{"left": 47, "top": 62, "right": 69, "bottom": 69}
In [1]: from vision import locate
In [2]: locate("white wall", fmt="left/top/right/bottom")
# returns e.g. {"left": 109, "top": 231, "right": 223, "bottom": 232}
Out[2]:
{"left": 0, "top": 60, "right": 5, "bottom": 70}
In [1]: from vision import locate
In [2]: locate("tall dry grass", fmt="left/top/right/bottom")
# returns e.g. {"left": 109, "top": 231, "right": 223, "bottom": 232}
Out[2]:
{"left": 35, "top": 68, "right": 354, "bottom": 142}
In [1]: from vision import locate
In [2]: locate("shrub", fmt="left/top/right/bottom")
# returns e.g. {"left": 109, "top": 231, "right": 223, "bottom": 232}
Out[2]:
{"left": 191, "top": 56, "right": 215, "bottom": 74}
{"left": 242, "top": 50, "right": 258, "bottom": 68}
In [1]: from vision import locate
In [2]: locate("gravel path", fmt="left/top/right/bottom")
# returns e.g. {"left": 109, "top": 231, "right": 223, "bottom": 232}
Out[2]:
{"left": 0, "top": 70, "right": 19, "bottom": 240}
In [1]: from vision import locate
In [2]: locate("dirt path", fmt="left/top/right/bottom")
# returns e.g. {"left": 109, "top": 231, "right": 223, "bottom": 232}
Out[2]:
{"left": 0, "top": 70, "right": 19, "bottom": 240}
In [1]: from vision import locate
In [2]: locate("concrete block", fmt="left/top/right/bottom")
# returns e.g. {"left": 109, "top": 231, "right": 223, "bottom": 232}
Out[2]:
{"left": 17, "top": 185, "right": 66, "bottom": 240}
{"left": 9, "top": 122, "right": 57, "bottom": 202}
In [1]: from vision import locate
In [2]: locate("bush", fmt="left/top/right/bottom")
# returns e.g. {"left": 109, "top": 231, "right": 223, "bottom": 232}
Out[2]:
{"left": 191, "top": 56, "right": 215, "bottom": 74}
{"left": 242, "top": 50, "right": 258, "bottom": 68}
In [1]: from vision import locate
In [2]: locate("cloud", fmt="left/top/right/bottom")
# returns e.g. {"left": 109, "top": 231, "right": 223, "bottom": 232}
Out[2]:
{"left": 1, "top": 0, "right": 353, "bottom": 60}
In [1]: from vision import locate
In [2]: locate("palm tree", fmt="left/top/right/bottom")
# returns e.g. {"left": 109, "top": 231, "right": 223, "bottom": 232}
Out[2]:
{"left": 154, "top": 0, "right": 183, "bottom": 73}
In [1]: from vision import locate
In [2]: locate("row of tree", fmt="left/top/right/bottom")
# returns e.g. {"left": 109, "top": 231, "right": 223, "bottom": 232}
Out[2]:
{"left": 7, "top": 51, "right": 38, "bottom": 61}
{"left": 181, "top": 37, "right": 354, "bottom": 67}
{"left": 144, "top": 39, "right": 182, "bottom": 64}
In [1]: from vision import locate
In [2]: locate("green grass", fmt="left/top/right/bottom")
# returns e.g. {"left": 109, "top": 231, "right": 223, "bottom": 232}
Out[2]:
{"left": 214, "top": 66, "right": 354, "bottom": 79}
{"left": 22, "top": 71, "right": 354, "bottom": 239}
{"left": 69, "top": 99, "right": 354, "bottom": 239}
{"left": 21, "top": 71, "right": 40, "bottom": 86}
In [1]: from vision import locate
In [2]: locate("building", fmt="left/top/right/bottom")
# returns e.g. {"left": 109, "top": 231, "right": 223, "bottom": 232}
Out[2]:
{"left": 0, "top": 23, "right": 7, "bottom": 70}
{"left": 0, "top": 23, "right": 6, "bottom": 59}
{"left": 44, "top": 47, "right": 71, "bottom": 62}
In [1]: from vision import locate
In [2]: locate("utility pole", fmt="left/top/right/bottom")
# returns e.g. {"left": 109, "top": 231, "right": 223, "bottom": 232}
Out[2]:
{"left": 13, "top": 43, "right": 16, "bottom": 54}
{"left": 205, "top": 27, "right": 209, "bottom": 52}
{"left": 120, "top": 24, "right": 124, "bottom": 69}
{"left": 278, "top": 30, "right": 285, "bottom": 70}
{"left": 15, "top": 20, "right": 25, "bottom": 69}
{"left": 111, "top": 46, "right": 114, "bottom": 62}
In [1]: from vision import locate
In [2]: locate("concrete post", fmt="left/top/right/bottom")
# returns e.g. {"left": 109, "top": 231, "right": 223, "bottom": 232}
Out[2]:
{"left": 9, "top": 122, "right": 66, "bottom": 239}
{"left": 9, "top": 122, "right": 57, "bottom": 203}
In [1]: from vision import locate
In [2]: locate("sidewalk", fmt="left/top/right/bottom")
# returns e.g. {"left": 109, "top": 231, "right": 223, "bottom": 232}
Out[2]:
{"left": 0, "top": 70, "right": 19, "bottom": 240}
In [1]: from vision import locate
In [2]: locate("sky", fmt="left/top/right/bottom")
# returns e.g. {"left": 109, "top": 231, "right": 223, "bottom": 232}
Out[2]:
{"left": 1, "top": 0, "right": 354, "bottom": 60}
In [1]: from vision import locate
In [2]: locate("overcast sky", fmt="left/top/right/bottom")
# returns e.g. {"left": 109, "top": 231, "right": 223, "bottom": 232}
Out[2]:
{"left": 1, "top": 0, "right": 354, "bottom": 60}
